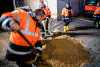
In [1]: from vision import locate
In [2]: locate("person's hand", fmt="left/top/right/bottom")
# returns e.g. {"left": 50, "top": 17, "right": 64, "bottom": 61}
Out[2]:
{"left": 9, "top": 20, "right": 20, "bottom": 31}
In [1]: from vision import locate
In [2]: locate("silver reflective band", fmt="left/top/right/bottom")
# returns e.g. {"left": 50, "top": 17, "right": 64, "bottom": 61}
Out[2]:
{"left": 21, "top": 30, "right": 39, "bottom": 37}
{"left": 32, "top": 64, "right": 36, "bottom": 67}
{"left": 2, "top": 18, "right": 13, "bottom": 30}
{"left": 7, "top": 46, "right": 32, "bottom": 55}
{"left": 20, "top": 14, "right": 39, "bottom": 37}
{"left": 21, "top": 13, "right": 36, "bottom": 36}
{"left": 95, "top": 10, "right": 100, "bottom": 13}
{"left": 21, "top": 30, "right": 35, "bottom": 35}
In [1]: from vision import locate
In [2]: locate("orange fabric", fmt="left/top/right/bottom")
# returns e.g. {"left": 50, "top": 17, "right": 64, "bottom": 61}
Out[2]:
{"left": 2, "top": 12, "right": 12, "bottom": 17}
{"left": 2, "top": 9, "right": 41, "bottom": 47}
{"left": 61, "top": 8, "right": 70, "bottom": 16}
{"left": 94, "top": 7, "right": 100, "bottom": 15}
{"left": 43, "top": 7, "right": 51, "bottom": 17}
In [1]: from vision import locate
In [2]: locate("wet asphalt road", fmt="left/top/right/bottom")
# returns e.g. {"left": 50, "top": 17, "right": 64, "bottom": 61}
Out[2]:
{"left": 49, "top": 17, "right": 100, "bottom": 64}
{"left": 0, "top": 17, "right": 100, "bottom": 67}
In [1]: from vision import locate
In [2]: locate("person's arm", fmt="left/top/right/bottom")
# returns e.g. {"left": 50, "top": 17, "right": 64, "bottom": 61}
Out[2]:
{"left": 0, "top": 15, "right": 19, "bottom": 32}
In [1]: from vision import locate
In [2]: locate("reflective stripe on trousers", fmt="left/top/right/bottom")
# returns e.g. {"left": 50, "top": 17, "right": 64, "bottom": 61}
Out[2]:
{"left": 7, "top": 45, "right": 32, "bottom": 55}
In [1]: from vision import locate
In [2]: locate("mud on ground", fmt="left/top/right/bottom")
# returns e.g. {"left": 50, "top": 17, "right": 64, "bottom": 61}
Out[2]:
{"left": 0, "top": 33, "right": 90, "bottom": 67}
{"left": 38, "top": 35, "right": 90, "bottom": 67}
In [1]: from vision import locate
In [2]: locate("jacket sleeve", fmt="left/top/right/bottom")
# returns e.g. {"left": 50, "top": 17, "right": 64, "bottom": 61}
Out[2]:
{"left": 0, "top": 15, "right": 14, "bottom": 31}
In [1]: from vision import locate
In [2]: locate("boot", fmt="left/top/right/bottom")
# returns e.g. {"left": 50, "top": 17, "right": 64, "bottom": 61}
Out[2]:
{"left": 64, "top": 25, "right": 69, "bottom": 32}
{"left": 46, "top": 30, "right": 50, "bottom": 35}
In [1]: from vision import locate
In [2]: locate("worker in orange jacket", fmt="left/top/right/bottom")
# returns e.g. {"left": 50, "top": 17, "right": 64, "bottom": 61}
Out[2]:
{"left": 42, "top": 5, "right": 51, "bottom": 18}
{"left": 34, "top": 8, "right": 47, "bottom": 38}
{"left": 41, "top": 4, "right": 51, "bottom": 35}
{"left": 0, "top": 0, "right": 46, "bottom": 67}
{"left": 93, "top": 2, "right": 100, "bottom": 28}
{"left": 61, "top": 3, "right": 73, "bottom": 32}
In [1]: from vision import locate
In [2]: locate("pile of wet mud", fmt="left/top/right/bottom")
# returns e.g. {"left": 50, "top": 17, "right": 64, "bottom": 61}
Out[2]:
{"left": 0, "top": 33, "right": 90, "bottom": 67}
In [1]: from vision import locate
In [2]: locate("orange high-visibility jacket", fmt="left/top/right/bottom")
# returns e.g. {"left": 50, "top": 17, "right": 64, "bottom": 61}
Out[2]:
{"left": 2, "top": 9, "right": 41, "bottom": 47}
{"left": 61, "top": 7, "right": 72, "bottom": 17}
{"left": 94, "top": 7, "right": 100, "bottom": 15}
{"left": 43, "top": 7, "right": 51, "bottom": 17}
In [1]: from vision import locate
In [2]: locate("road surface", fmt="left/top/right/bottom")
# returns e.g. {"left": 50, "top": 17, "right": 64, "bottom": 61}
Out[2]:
{"left": 49, "top": 17, "right": 100, "bottom": 65}
{"left": 0, "top": 17, "right": 99, "bottom": 67}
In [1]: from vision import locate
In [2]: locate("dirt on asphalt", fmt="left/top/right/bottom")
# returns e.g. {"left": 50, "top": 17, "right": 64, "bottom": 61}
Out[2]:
{"left": 38, "top": 35, "right": 90, "bottom": 67}
{"left": 0, "top": 33, "right": 90, "bottom": 67}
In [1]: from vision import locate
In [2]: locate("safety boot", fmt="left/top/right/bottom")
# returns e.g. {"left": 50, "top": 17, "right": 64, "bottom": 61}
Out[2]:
{"left": 64, "top": 25, "right": 69, "bottom": 32}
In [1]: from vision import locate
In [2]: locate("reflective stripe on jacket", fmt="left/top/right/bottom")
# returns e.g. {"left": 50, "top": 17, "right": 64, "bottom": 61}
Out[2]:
{"left": 94, "top": 7, "right": 100, "bottom": 15}
{"left": 2, "top": 9, "right": 41, "bottom": 47}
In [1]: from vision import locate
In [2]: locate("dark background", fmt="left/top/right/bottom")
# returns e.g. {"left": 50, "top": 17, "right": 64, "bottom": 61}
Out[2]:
{"left": 0, "top": 0, "right": 14, "bottom": 16}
